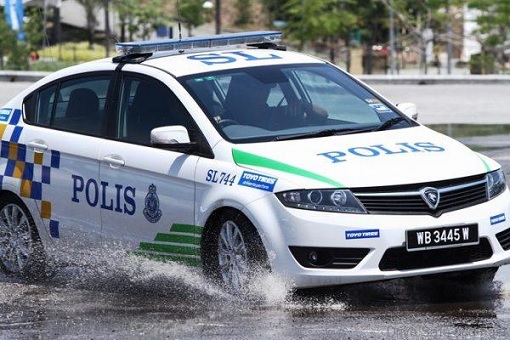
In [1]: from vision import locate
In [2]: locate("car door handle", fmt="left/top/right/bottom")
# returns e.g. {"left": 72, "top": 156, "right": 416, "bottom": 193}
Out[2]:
{"left": 27, "top": 139, "right": 48, "bottom": 152}
{"left": 102, "top": 155, "right": 125, "bottom": 168}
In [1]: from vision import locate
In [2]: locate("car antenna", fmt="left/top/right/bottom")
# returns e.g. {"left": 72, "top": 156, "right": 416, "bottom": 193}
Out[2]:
{"left": 177, "top": 0, "right": 184, "bottom": 52}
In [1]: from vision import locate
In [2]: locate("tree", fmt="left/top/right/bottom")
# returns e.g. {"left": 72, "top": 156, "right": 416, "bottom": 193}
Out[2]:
{"left": 467, "top": 0, "right": 510, "bottom": 73}
{"left": 0, "top": 13, "right": 17, "bottom": 69}
{"left": 115, "top": 0, "right": 169, "bottom": 41}
{"left": 282, "top": 0, "right": 357, "bottom": 66}
{"left": 259, "top": 0, "right": 287, "bottom": 28}
{"left": 24, "top": 6, "right": 45, "bottom": 51}
{"left": 235, "top": 0, "right": 252, "bottom": 26}
{"left": 76, "top": 0, "right": 103, "bottom": 49}
{"left": 0, "top": 6, "right": 29, "bottom": 70}
{"left": 178, "top": 0, "right": 206, "bottom": 36}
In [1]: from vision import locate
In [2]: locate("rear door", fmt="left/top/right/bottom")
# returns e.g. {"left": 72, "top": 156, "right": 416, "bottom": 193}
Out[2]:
{"left": 21, "top": 73, "right": 114, "bottom": 248}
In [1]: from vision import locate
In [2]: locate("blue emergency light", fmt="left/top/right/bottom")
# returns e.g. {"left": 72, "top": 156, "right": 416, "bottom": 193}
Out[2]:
{"left": 115, "top": 31, "right": 282, "bottom": 55}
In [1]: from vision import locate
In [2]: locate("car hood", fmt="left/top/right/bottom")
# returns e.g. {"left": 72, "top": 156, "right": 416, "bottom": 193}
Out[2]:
{"left": 231, "top": 126, "right": 498, "bottom": 189}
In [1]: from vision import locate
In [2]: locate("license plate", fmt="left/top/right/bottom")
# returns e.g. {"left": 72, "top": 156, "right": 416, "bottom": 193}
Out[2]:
{"left": 406, "top": 224, "right": 479, "bottom": 251}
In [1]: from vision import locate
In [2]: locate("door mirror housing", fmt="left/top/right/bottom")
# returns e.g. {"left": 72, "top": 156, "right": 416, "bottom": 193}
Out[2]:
{"left": 396, "top": 102, "right": 418, "bottom": 121}
{"left": 150, "top": 126, "right": 197, "bottom": 153}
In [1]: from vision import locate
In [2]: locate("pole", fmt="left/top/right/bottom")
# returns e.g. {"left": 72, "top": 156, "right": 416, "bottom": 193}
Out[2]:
{"left": 104, "top": 0, "right": 110, "bottom": 57}
{"left": 389, "top": 0, "right": 396, "bottom": 74}
{"left": 215, "top": 0, "right": 221, "bottom": 34}
{"left": 446, "top": 0, "right": 452, "bottom": 74}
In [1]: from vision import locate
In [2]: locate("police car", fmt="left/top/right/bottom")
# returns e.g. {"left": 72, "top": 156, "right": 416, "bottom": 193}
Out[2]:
{"left": 1, "top": 31, "right": 509, "bottom": 292}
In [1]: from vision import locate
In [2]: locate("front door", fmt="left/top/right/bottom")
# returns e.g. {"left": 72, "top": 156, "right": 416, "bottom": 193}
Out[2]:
{"left": 99, "top": 74, "right": 201, "bottom": 265}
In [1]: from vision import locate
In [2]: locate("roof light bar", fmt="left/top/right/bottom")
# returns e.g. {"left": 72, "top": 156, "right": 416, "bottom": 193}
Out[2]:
{"left": 115, "top": 31, "right": 282, "bottom": 55}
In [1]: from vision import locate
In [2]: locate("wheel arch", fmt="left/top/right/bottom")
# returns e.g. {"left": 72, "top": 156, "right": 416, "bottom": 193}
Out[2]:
{"left": 0, "top": 189, "right": 52, "bottom": 246}
{"left": 200, "top": 206, "right": 269, "bottom": 267}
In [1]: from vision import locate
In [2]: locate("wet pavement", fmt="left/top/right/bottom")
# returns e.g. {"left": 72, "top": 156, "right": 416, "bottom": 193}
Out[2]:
{"left": 1, "top": 252, "right": 510, "bottom": 339}
{"left": 1, "top": 246, "right": 510, "bottom": 340}
{"left": 2, "top": 81, "right": 510, "bottom": 339}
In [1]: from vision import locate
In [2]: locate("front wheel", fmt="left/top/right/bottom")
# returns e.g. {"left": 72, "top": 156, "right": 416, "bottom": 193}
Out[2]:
{"left": 0, "top": 194, "right": 47, "bottom": 279}
{"left": 202, "top": 210, "right": 269, "bottom": 293}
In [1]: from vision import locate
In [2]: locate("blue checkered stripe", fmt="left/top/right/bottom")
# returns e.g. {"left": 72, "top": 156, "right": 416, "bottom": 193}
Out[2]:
{"left": 0, "top": 109, "right": 61, "bottom": 238}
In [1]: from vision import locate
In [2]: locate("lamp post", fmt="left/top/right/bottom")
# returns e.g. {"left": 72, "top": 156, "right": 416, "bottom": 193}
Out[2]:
{"left": 389, "top": 0, "right": 396, "bottom": 75}
{"left": 203, "top": 0, "right": 221, "bottom": 34}
{"left": 446, "top": 0, "right": 452, "bottom": 74}
{"left": 104, "top": 0, "right": 110, "bottom": 57}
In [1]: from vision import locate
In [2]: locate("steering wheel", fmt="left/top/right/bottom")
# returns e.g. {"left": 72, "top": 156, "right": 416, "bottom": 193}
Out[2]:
{"left": 217, "top": 119, "right": 239, "bottom": 128}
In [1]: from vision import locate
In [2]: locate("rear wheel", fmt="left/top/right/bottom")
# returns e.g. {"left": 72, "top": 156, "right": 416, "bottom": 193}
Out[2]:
{"left": 0, "top": 194, "right": 47, "bottom": 279}
{"left": 202, "top": 210, "right": 269, "bottom": 293}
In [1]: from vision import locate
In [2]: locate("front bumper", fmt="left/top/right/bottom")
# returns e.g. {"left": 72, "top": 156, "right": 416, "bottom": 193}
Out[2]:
{"left": 243, "top": 189, "right": 510, "bottom": 288}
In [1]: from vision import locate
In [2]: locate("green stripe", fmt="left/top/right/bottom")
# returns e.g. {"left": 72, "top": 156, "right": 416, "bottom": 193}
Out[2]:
{"left": 139, "top": 242, "right": 200, "bottom": 256}
{"left": 134, "top": 251, "right": 201, "bottom": 267}
{"left": 233, "top": 149, "right": 343, "bottom": 187}
{"left": 476, "top": 153, "right": 493, "bottom": 172}
{"left": 155, "top": 233, "right": 198, "bottom": 244}
{"left": 170, "top": 223, "right": 203, "bottom": 235}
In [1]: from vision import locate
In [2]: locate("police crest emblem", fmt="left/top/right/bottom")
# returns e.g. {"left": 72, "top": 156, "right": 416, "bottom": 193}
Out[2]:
{"left": 143, "top": 184, "right": 162, "bottom": 223}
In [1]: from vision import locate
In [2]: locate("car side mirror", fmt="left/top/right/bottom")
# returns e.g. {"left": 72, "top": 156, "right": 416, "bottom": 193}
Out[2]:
{"left": 150, "top": 126, "right": 197, "bottom": 153}
{"left": 396, "top": 102, "right": 418, "bottom": 121}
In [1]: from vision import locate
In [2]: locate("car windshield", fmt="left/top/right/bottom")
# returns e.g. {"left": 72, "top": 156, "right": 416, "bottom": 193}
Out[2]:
{"left": 181, "top": 63, "right": 411, "bottom": 143}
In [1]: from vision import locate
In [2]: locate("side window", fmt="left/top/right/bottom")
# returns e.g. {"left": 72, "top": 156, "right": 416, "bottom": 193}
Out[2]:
{"left": 23, "top": 75, "right": 112, "bottom": 136}
{"left": 116, "top": 76, "right": 195, "bottom": 145}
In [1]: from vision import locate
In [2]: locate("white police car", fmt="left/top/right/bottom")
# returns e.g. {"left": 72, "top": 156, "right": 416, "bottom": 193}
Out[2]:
{"left": 1, "top": 32, "right": 509, "bottom": 291}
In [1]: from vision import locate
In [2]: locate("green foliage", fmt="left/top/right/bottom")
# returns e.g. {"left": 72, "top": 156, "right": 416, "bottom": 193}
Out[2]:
{"left": 0, "top": 12, "right": 16, "bottom": 66}
{"left": 467, "top": 0, "right": 510, "bottom": 71}
{"left": 0, "top": 8, "right": 28, "bottom": 70}
{"left": 6, "top": 43, "right": 29, "bottom": 70}
{"left": 259, "top": 0, "right": 287, "bottom": 27}
{"left": 115, "top": 0, "right": 170, "bottom": 40}
{"left": 75, "top": 0, "right": 103, "bottom": 48}
{"left": 283, "top": 0, "right": 357, "bottom": 50}
{"left": 179, "top": 0, "right": 207, "bottom": 36}
{"left": 235, "top": 0, "right": 252, "bottom": 26}
{"left": 24, "top": 6, "right": 45, "bottom": 50}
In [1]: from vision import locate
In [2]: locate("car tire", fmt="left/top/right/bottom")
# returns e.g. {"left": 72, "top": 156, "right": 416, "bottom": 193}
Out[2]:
{"left": 202, "top": 209, "right": 269, "bottom": 293}
{"left": 0, "top": 193, "right": 48, "bottom": 280}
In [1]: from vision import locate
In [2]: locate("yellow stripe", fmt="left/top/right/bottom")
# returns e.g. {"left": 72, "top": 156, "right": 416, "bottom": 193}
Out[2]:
{"left": 20, "top": 179, "right": 31, "bottom": 198}
{"left": 8, "top": 143, "right": 17, "bottom": 160}
{"left": 0, "top": 124, "right": 7, "bottom": 138}
{"left": 34, "top": 152, "right": 43, "bottom": 165}
{"left": 40, "top": 201, "right": 51, "bottom": 219}
{"left": 13, "top": 161, "right": 24, "bottom": 179}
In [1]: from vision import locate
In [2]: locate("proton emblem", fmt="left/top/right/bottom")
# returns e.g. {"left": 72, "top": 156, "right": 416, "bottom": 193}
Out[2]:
{"left": 420, "top": 187, "right": 440, "bottom": 210}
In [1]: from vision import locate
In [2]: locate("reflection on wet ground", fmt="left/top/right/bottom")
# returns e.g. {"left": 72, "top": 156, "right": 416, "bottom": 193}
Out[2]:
{"left": 1, "top": 245, "right": 509, "bottom": 339}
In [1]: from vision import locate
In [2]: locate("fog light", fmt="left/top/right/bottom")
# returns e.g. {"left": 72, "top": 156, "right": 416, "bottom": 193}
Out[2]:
{"left": 308, "top": 251, "right": 319, "bottom": 264}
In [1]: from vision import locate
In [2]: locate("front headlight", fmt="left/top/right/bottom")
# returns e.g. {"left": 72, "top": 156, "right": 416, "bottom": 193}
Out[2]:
{"left": 276, "top": 189, "right": 367, "bottom": 213}
{"left": 487, "top": 169, "right": 507, "bottom": 200}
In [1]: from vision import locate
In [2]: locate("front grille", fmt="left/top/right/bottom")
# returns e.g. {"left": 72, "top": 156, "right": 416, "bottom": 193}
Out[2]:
{"left": 289, "top": 246, "right": 370, "bottom": 269}
{"left": 353, "top": 174, "right": 487, "bottom": 216}
{"left": 379, "top": 238, "right": 493, "bottom": 271}
{"left": 496, "top": 227, "right": 510, "bottom": 250}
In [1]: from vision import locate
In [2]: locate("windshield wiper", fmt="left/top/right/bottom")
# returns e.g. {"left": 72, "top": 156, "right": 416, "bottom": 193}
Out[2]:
{"left": 275, "top": 127, "right": 373, "bottom": 141}
{"left": 373, "top": 116, "right": 407, "bottom": 132}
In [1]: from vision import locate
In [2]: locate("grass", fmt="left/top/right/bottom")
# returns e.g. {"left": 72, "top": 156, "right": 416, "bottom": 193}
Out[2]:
{"left": 29, "top": 42, "right": 110, "bottom": 72}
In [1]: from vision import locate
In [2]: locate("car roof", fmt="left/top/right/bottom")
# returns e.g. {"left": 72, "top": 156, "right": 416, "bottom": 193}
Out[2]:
{"left": 141, "top": 48, "right": 325, "bottom": 78}
{"left": 113, "top": 31, "right": 326, "bottom": 77}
